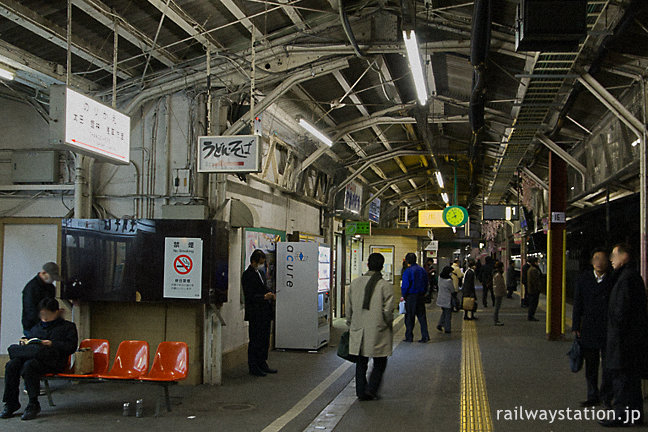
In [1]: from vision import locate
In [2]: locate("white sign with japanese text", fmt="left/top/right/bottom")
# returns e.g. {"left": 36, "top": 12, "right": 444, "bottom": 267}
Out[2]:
{"left": 163, "top": 237, "right": 203, "bottom": 299}
{"left": 50, "top": 85, "right": 130, "bottom": 164}
{"left": 197, "top": 135, "right": 261, "bottom": 173}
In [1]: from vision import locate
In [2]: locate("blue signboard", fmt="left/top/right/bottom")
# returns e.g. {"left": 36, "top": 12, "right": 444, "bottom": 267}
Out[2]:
{"left": 368, "top": 198, "right": 381, "bottom": 223}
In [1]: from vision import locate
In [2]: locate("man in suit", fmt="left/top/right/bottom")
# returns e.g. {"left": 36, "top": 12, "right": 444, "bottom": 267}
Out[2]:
{"left": 599, "top": 243, "right": 648, "bottom": 427}
{"left": 480, "top": 256, "right": 495, "bottom": 308}
{"left": 572, "top": 248, "right": 613, "bottom": 408}
{"left": 242, "top": 249, "right": 277, "bottom": 377}
{"left": 520, "top": 260, "right": 531, "bottom": 307}
{"left": 462, "top": 258, "right": 478, "bottom": 320}
{"left": 526, "top": 257, "right": 542, "bottom": 321}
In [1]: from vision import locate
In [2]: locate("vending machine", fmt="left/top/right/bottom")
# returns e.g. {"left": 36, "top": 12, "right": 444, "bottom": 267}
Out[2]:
{"left": 275, "top": 242, "right": 331, "bottom": 350}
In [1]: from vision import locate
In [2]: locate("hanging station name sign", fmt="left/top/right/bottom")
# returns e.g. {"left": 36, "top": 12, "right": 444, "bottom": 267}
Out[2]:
{"left": 49, "top": 85, "right": 130, "bottom": 164}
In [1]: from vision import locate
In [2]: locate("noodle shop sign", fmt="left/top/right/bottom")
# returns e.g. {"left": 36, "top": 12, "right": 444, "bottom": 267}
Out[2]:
{"left": 198, "top": 135, "right": 262, "bottom": 173}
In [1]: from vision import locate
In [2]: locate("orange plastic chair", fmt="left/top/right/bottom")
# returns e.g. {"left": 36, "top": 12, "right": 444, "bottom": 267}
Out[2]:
{"left": 98, "top": 340, "right": 149, "bottom": 380}
{"left": 140, "top": 342, "right": 188, "bottom": 413}
{"left": 58, "top": 339, "right": 110, "bottom": 378}
{"left": 140, "top": 342, "right": 188, "bottom": 382}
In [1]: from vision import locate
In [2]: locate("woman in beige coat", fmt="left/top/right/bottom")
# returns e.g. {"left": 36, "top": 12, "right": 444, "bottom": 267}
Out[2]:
{"left": 346, "top": 253, "right": 394, "bottom": 401}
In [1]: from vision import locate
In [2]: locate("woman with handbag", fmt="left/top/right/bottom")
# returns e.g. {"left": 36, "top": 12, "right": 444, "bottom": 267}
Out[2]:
{"left": 436, "top": 266, "right": 454, "bottom": 333}
{"left": 462, "top": 259, "right": 478, "bottom": 320}
{"left": 346, "top": 253, "right": 394, "bottom": 401}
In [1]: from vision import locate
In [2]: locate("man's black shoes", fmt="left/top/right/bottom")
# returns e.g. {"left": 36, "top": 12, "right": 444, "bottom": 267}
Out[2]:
{"left": 528, "top": 317, "right": 539, "bottom": 322}
{"left": 249, "top": 368, "right": 267, "bottom": 377}
{"left": 0, "top": 403, "right": 20, "bottom": 419}
{"left": 20, "top": 403, "right": 40, "bottom": 421}
{"left": 418, "top": 337, "right": 430, "bottom": 343}
{"left": 260, "top": 364, "right": 278, "bottom": 374}
{"left": 579, "top": 399, "right": 599, "bottom": 407}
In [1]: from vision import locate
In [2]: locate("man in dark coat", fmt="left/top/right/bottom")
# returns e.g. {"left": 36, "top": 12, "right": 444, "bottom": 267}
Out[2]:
{"left": 242, "top": 249, "right": 277, "bottom": 377}
{"left": 526, "top": 257, "right": 542, "bottom": 321}
{"left": 599, "top": 243, "right": 648, "bottom": 427}
{"left": 2, "top": 298, "right": 78, "bottom": 421}
{"left": 506, "top": 259, "right": 517, "bottom": 298}
{"left": 520, "top": 260, "right": 531, "bottom": 307}
{"left": 22, "top": 262, "right": 60, "bottom": 336}
{"left": 480, "top": 256, "right": 495, "bottom": 308}
{"left": 462, "top": 259, "right": 478, "bottom": 320}
{"left": 571, "top": 248, "right": 613, "bottom": 407}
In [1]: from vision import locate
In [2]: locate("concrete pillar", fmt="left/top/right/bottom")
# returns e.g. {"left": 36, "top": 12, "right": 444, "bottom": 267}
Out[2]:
{"left": 640, "top": 79, "right": 647, "bottom": 289}
{"left": 547, "top": 152, "right": 567, "bottom": 340}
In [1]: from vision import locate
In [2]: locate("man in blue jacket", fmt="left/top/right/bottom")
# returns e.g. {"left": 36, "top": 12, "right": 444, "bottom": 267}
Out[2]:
{"left": 401, "top": 253, "right": 430, "bottom": 343}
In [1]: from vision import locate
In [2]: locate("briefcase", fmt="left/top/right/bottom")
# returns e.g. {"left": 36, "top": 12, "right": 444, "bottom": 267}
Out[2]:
{"left": 462, "top": 297, "right": 475, "bottom": 311}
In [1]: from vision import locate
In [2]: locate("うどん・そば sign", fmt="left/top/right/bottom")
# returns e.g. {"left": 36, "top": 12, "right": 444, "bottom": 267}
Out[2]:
{"left": 198, "top": 135, "right": 262, "bottom": 173}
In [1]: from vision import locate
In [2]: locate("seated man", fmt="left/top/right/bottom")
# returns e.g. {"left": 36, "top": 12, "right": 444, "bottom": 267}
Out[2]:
{"left": 2, "top": 298, "right": 78, "bottom": 421}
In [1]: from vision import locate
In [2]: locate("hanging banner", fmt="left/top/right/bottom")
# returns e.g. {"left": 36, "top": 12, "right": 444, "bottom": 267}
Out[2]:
{"left": 197, "top": 135, "right": 262, "bottom": 173}
{"left": 368, "top": 197, "right": 381, "bottom": 223}
{"left": 344, "top": 182, "right": 363, "bottom": 214}
{"left": 163, "top": 237, "right": 203, "bottom": 299}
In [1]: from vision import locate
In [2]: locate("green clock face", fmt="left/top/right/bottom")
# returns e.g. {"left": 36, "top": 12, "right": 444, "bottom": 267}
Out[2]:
{"left": 443, "top": 205, "right": 468, "bottom": 227}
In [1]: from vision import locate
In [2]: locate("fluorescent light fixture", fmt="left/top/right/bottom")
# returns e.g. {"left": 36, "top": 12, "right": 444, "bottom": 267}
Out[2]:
{"left": 632, "top": 138, "right": 640, "bottom": 147}
{"left": 402, "top": 30, "right": 427, "bottom": 105}
{"left": 435, "top": 171, "right": 444, "bottom": 189}
{"left": 441, "top": 192, "right": 449, "bottom": 204}
{"left": 452, "top": 227, "right": 456, "bottom": 233}
{"left": 0, "top": 65, "right": 15, "bottom": 81}
{"left": 505, "top": 206, "right": 512, "bottom": 220}
{"left": 299, "top": 118, "right": 332, "bottom": 147}
{"left": 570, "top": 186, "right": 575, "bottom": 190}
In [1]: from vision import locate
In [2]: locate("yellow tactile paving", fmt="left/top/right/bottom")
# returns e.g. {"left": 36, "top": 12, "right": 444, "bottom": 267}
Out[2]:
{"left": 460, "top": 320, "right": 493, "bottom": 432}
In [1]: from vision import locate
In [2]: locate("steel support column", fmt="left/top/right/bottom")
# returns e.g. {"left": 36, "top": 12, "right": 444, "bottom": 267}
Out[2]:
{"left": 547, "top": 152, "right": 567, "bottom": 340}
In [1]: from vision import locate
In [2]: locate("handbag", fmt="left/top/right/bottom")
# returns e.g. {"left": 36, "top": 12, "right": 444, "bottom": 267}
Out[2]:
{"left": 337, "top": 330, "right": 357, "bottom": 363}
{"left": 398, "top": 300, "right": 406, "bottom": 314}
{"left": 73, "top": 348, "right": 94, "bottom": 375}
{"left": 567, "top": 338, "right": 583, "bottom": 373}
{"left": 462, "top": 296, "right": 475, "bottom": 311}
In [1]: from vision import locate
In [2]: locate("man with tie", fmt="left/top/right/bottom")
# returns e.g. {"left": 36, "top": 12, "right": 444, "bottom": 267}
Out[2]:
{"left": 242, "top": 249, "right": 277, "bottom": 377}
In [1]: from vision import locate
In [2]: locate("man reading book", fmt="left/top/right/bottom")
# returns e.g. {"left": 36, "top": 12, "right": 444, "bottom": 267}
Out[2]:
{"left": 2, "top": 298, "right": 78, "bottom": 421}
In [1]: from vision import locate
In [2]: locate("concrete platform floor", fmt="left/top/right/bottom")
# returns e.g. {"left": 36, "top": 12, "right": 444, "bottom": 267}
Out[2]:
{"left": 1, "top": 290, "right": 647, "bottom": 431}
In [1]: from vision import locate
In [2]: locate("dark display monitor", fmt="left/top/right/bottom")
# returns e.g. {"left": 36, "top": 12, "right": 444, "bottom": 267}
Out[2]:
{"left": 61, "top": 219, "right": 229, "bottom": 304}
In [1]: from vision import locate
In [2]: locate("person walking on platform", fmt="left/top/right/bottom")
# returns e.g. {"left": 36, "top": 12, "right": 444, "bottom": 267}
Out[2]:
{"left": 506, "top": 259, "right": 517, "bottom": 298}
{"left": 400, "top": 253, "right": 430, "bottom": 343}
{"left": 599, "top": 243, "right": 648, "bottom": 427}
{"left": 462, "top": 259, "right": 478, "bottom": 321}
{"left": 436, "top": 266, "right": 454, "bottom": 334}
{"left": 347, "top": 253, "right": 394, "bottom": 401}
{"left": 492, "top": 261, "right": 506, "bottom": 326}
{"left": 572, "top": 247, "right": 613, "bottom": 408}
{"left": 242, "top": 250, "right": 277, "bottom": 377}
{"left": 520, "top": 259, "right": 531, "bottom": 307}
{"left": 480, "top": 256, "right": 495, "bottom": 308}
{"left": 22, "top": 262, "right": 60, "bottom": 337}
{"left": 450, "top": 259, "right": 464, "bottom": 312}
{"left": 526, "top": 257, "right": 542, "bottom": 321}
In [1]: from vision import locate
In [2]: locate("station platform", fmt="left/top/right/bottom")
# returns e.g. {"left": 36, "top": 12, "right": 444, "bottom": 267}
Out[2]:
{"left": 1, "top": 291, "right": 646, "bottom": 431}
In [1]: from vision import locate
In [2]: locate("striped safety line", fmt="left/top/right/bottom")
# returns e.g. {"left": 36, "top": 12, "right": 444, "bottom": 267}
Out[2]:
{"left": 460, "top": 320, "right": 493, "bottom": 432}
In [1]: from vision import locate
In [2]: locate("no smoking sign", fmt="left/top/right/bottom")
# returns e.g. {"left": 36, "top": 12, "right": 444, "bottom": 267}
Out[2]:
{"left": 174, "top": 255, "right": 193, "bottom": 274}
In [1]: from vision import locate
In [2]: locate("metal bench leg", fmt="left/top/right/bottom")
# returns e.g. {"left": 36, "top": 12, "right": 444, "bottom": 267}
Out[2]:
{"left": 164, "top": 384, "right": 171, "bottom": 412}
{"left": 43, "top": 379, "right": 55, "bottom": 407}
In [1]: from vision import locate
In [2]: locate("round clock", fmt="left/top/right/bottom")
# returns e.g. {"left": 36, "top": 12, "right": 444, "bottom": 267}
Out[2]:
{"left": 442, "top": 205, "right": 469, "bottom": 227}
